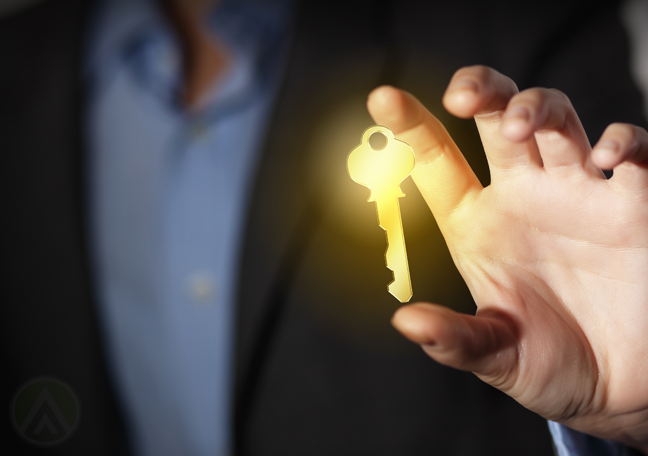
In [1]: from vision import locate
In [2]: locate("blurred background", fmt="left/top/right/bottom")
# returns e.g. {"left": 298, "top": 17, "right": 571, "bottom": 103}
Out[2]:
{"left": 0, "top": 0, "right": 646, "bottom": 107}
{"left": 0, "top": 0, "right": 647, "bottom": 116}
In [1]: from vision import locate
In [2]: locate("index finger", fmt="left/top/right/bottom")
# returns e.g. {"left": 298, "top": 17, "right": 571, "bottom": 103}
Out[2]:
{"left": 367, "top": 85, "right": 482, "bottom": 221}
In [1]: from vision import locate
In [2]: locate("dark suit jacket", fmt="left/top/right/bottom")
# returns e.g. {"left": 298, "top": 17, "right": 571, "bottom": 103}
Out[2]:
{"left": 2, "top": 0, "right": 646, "bottom": 454}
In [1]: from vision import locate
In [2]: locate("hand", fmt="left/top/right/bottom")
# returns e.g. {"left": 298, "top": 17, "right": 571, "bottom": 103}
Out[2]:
{"left": 367, "top": 65, "right": 648, "bottom": 453}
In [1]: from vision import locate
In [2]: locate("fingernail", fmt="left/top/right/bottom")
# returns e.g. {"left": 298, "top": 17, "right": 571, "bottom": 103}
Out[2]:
{"left": 593, "top": 140, "right": 619, "bottom": 160}
{"left": 595, "top": 139, "right": 619, "bottom": 153}
{"left": 593, "top": 140, "right": 620, "bottom": 169}
{"left": 453, "top": 79, "right": 479, "bottom": 93}
{"left": 501, "top": 107, "right": 531, "bottom": 140}
{"left": 504, "top": 106, "right": 530, "bottom": 121}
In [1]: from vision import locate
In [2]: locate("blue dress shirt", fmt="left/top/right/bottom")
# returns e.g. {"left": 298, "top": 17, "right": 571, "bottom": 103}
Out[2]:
{"left": 549, "top": 421, "right": 643, "bottom": 456}
{"left": 86, "top": 1, "right": 291, "bottom": 455}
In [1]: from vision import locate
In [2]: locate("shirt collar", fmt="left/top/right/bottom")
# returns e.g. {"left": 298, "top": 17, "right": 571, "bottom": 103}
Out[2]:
{"left": 86, "top": 0, "right": 294, "bottom": 114}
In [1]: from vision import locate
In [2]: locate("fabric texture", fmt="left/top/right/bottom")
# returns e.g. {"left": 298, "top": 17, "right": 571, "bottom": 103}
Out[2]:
{"left": 86, "top": 0, "right": 291, "bottom": 454}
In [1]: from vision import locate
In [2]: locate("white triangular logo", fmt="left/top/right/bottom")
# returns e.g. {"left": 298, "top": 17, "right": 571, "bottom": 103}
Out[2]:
{"left": 19, "top": 387, "right": 72, "bottom": 435}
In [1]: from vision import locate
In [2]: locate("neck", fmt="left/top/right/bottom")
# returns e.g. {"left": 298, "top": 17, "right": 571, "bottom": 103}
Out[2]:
{"left": 161, "top": 0, "right": 229, "bottom": 109}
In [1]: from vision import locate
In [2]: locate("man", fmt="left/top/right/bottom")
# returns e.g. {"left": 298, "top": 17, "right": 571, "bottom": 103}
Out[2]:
{"left": 2, "top": 0, "right": 647, "bottom": 455}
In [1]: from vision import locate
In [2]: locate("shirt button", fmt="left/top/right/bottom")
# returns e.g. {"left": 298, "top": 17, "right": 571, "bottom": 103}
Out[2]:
{"left": 190, "top": 119, "right": 209, "bottom": 139}
{"left": 186, "top": 271, "right": 216, "bottom": 304}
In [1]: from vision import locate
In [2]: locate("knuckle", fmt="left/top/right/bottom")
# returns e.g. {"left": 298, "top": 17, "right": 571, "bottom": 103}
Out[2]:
{"left": 547, "top": 87, "right": 568, "bottom": 100}
{"left": 454, "top": 65, "right": 500, "bottom": 86}
{"left": 513, "top": 88, "right": 544, "bottom": 106}
{"left": 546, "top": 88, "right": 572, "bottom": 109}
{"left": 606, "top": 122, "right": 637, "bottom": 144}
{"left": 509, "top": 89, "right": 546, "bottom": 115}
{"left": 527, "top": 88, "right": 572, "bottom": 109}
{"left": 513, "top": 88, "right": 575, "bottom": 128}
{"left": 460, "top": 64, "right": 492, "bottom": 77}
{"left": 637, "top": 126, "right": 648, "bottom": 158}
{"left": 637, "top": 125, "right": 648, "bottom": 136}
{"left": 634, "top": 125, "right": 648, "bottom": 144}
{"left": 453, "top": 66, "right": 520, "bottom": 101}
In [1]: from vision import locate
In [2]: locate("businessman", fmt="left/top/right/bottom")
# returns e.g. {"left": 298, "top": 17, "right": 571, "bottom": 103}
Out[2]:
{"left": 2, "top": 0, "right": 647, "bottom": 455}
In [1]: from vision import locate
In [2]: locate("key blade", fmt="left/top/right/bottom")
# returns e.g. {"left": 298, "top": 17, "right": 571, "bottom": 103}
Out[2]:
{"left": 389, "top": 280, "right": 413, "bottom": 303}
{"left": 376, "top": 198, "right": 413, "bottom": 303}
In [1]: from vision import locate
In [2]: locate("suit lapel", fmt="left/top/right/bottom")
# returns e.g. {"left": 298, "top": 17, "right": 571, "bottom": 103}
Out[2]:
{"left": 233, "top": 11, "right": 318, "bottom": 427}
{"left": 0, "top": 0, "right": 131, "bottom": 453}
{"left": 233, "top": 0, "right": 396, "bottom": 442}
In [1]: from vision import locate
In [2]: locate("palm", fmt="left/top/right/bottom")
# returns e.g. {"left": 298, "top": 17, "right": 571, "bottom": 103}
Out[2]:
{"left": 453, "top": 169, "right": 648, "bottom": 425}
{"left": 368, "top": 66, "right": 648, "bottom": 449}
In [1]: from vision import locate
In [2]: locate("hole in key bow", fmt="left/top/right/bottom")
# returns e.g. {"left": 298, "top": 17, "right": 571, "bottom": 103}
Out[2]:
{"left": 368, "top": 131, "right": 387, "bottom": 151}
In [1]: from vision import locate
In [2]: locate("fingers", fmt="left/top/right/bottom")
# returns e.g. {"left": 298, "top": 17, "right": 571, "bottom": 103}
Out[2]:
{"left": 367, "top": 67, "right": 647, "bottom": 219}
{"left": 367, "top": 85, "right": 482, "bottom": 219}
{"left": 443, "top": 65, "right": 519, "bottom": 119}
{"left": 444, "top": 66, "right": 594, "bottom": 177}
{"left": 392, "top": 303, "right": 519, "bottom": 385}
{"left": 444, "top": 66, "right": 540, "bottom": 172}
{"left": 594, "top": 123, "right": 648, "bottom": 195}
{"left": 519, "top": 89, "right": 595, "bottom": 176}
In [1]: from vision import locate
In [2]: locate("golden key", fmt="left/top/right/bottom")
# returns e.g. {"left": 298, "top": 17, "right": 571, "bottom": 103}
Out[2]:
{"left": 347, "top": 125, "right": 415, "bottom": 302}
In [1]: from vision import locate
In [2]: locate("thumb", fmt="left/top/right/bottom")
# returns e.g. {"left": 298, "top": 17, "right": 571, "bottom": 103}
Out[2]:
{"left": 392, "top": 303, "right": 520, "bottom": 387}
